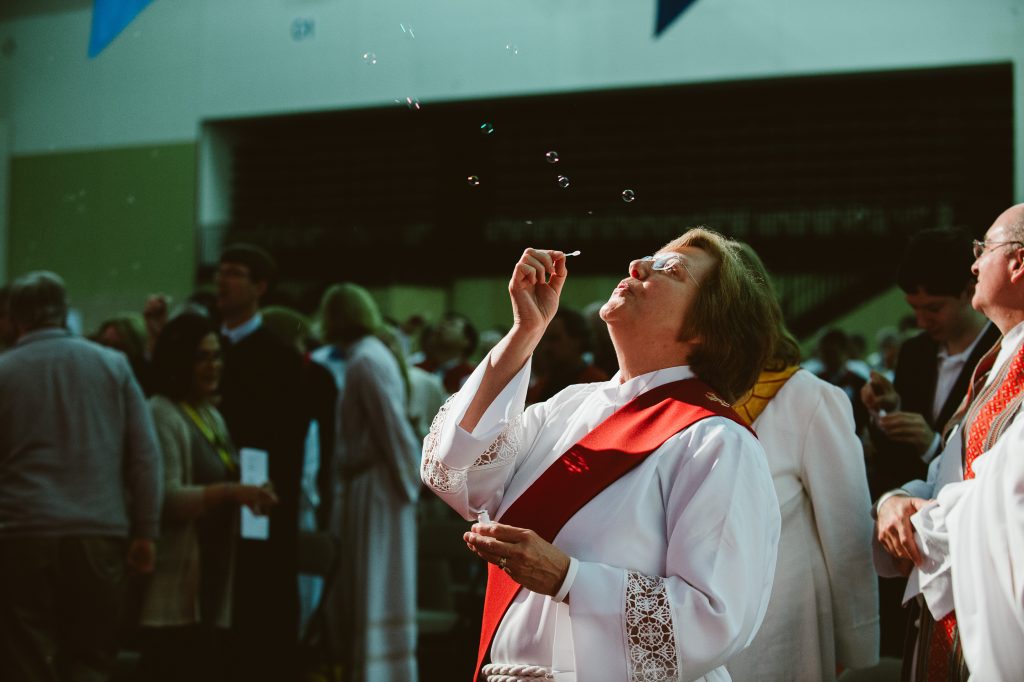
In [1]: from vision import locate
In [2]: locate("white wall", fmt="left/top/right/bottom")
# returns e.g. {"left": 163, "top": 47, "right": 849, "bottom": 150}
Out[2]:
{"left": 0, "top": 0, "right": 1021, "bottom": 193}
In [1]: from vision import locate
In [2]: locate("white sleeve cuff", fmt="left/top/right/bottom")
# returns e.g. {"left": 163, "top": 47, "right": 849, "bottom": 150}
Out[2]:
{"left": 431, "top": 354, "right": 532, "bottom": 470}
{"left": 910, "top": 500, "right": 954, "bottom": 620}
{"left": 552, "top": 556, "right": 579, "bottom": 603}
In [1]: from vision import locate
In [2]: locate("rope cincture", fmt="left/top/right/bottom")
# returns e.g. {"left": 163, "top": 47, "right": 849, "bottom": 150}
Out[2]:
{"left": 481, "top": 663, "right": 555, "bottom": 681}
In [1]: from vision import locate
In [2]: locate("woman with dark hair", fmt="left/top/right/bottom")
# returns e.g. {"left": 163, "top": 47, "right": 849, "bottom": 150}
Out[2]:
{"left": 138, "top": 312, "right": 277, "bottom": 681}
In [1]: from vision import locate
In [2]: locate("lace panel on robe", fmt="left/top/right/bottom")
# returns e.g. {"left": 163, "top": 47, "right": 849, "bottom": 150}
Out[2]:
{"left": 473, "top": 412, "right": 522, "bottom": 467}
{"left": 421, "top": 395, "right": 521, "bottom": 493}
{"left": 625, "top": 572, "right": 679, "bottom": 682}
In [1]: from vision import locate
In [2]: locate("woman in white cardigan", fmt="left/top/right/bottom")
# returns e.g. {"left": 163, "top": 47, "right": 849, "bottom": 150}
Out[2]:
{"left": 138, "top": 312, "right": 276, "bottom": 682}
{"left": 726, "top": 246, "right": 880, "bottom": 681}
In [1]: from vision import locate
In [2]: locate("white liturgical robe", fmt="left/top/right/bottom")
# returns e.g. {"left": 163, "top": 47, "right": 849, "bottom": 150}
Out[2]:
{"left": 911, "top": 414, "right": 1024, "bottom": 681}
{"left": 422, "top": 359, "right": 781, "bottom": 682}
{"left": 727, "top": 370, "right": 879, "bottom": 681}
{"left": 328, "top": 336, "right": 420, "bottom": 682}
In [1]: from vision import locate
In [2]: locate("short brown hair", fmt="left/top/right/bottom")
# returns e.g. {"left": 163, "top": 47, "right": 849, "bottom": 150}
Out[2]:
{"left": 219, "top": 243, "right": 277, "bottom": 285}
{"left": 661, "top": 228, "right": 774, "bottom": 403}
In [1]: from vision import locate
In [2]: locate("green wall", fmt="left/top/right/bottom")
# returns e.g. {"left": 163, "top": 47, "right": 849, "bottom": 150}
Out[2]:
{"left": 9, "top": 143, "right": 197, "bottom": 333}
{"left": 367, "top": 285, "right": 448, "bottom": 326}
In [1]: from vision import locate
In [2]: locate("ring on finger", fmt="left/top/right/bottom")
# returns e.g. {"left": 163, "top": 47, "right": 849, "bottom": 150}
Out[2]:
{"left": 498, "top": 556, "right": 507, "bottom": 570}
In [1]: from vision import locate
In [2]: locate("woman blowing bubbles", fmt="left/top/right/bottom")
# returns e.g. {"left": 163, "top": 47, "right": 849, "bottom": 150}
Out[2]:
{"left": 422, "top": 229, "right": 782, "bottom": 682}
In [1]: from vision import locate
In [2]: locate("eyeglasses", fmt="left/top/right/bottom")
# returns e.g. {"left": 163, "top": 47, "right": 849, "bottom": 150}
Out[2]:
{"left": 972, "top": 239, "right": 1024, "bottom": 259}
{"left": 639, "top": 254, "right": 700, "bottom": 286}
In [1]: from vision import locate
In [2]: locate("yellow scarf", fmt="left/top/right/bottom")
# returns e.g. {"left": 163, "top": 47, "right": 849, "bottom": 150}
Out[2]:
{"left": 733, "top": 365, "right": 800, "bottom": 426}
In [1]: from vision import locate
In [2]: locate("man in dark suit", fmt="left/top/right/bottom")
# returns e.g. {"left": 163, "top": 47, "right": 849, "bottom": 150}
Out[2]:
{"left": 215, "top": 244, "right": 309, "bottom": 681}
{"left": 863, "top": 229, "right": 997, "bottom": 497}
{"left": 861, "top": 227, "right": 996, "bottom": 657}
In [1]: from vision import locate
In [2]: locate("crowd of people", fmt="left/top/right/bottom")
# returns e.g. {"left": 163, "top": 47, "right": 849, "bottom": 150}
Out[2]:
{"left": 1, "top": 202, "right": 1022, "bottom": 682}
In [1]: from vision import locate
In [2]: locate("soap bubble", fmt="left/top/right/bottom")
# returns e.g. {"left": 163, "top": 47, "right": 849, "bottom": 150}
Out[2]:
{"left": 362, "top": 52, "right": 377, "bottom": 65}
{"left": 405, "top": 96, "right": 421, "bottom": 110}
{"left": 622, "top": 189, "right": 636, "bottom": 203}
{"left": 400, "top": 24, "right": 415, "bottom": 39}
{"left": 480, "top": 122, "right": 494, "bottom": 135}
{"left": 467, "top": 175, "right": 480, "bottom": 186}
{"left": 505, "top": 43, "right": 518, "bottom": 55}
{"left": 557, "top": 175, "right": 570, "bottom": 189}
{"left": 545, "top": 151, "right": 559, "bottom": 164}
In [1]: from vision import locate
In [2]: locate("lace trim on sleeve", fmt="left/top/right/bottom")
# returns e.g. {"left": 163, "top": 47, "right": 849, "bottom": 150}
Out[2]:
{"left": 421, "top": 396, "right": 464, "bottom": 492}
{"left": 420, "top": 396, "right": 522, "bottom": 493}
{"left": 472, "top": 413, "right": 521, "bottom": 467}
{"left": 625, "top": 572, "right": 679, "bottom": 682}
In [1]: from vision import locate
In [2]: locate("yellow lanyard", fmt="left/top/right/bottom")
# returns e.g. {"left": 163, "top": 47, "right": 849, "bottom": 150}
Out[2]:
{"left": 180, "top": 402, "right": 238, "bottom": 475}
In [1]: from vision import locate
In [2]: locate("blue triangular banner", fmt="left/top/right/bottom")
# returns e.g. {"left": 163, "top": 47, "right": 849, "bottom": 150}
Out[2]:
{"left": 88, "top": 0, "right": 154, "bottom": 58}
{"left": 655, "top": 0, "right": 700, "bottom": 36}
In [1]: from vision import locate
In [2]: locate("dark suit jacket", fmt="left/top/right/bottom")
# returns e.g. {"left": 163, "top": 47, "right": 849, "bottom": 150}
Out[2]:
{"left": 218, "top": 325, "right": 309, "bottom": 673}
{"left": 867, "top": 323, "right": 999, "bottom": 498}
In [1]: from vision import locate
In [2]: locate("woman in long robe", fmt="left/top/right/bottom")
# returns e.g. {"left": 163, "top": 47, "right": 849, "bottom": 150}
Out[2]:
{"left": 321, "top": 284, "right": 421, "bottom": 682}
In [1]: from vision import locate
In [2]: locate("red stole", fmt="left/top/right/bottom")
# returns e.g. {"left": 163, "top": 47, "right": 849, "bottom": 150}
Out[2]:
{"left": 474, "top": 378, "right": 753, "bottom": 680}
{"left": 926, "top": 338, "right": 1024, "bottom": 681}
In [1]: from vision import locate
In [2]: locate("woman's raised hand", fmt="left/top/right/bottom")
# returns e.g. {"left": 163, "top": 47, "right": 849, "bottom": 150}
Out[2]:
{"left": 458, "top": 249, "right": 569, "bottom": 433}
{"left": 509, "top": 249, "right": 568, "bottom": 334}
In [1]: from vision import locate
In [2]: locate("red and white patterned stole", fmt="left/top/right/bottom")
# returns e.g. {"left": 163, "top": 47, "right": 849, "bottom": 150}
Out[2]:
{"left": 926, "top": 337, "right": 1024, "bottom": 681}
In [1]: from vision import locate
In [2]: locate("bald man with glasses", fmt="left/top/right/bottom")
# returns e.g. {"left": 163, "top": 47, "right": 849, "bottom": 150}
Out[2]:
{"left": 873, "top": 203, "right": 1024, "bottom": 680}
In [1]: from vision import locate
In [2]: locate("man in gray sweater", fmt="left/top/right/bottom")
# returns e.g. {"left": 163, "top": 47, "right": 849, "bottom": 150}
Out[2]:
{"left": 0, "top": 271, "right": 163, "bottom": 681}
